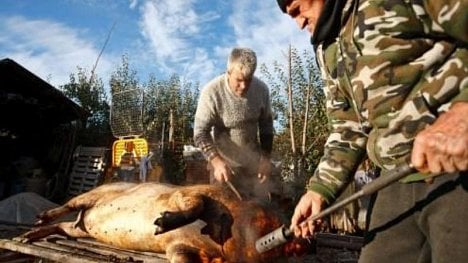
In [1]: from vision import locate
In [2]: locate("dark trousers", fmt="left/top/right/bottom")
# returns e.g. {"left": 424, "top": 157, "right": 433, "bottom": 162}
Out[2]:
{"left": 359, "top": 171, "right": 468, "bottom": 263}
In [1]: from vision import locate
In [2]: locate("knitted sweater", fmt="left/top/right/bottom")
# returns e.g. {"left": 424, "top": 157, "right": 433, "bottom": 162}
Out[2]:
{"left": 193, "top": 73, "right": 273, "bottom": 174}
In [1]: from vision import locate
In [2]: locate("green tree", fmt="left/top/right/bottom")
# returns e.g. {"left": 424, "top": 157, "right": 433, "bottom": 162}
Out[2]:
{"left": 61, "top": 67, "right": 111, "bottom": 146}
{"left": 143, "top": 74, "right": 199, "bottom": 183}
{"left": 110, "top": 55, "right": 139, "bottom": 95}
{"left": 109, "top": 55, "right": 143, "bottom": 138}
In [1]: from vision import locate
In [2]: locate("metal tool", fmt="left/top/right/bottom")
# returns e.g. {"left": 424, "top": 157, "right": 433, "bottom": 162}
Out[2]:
{"left": 255, "top": 163, "right": 415, "bottom": 253}
{"left": 224, "top": 167, "right": 243, "bottom": 201}
{"left": 225, "top": 180, "right": 243, "bottom": 201}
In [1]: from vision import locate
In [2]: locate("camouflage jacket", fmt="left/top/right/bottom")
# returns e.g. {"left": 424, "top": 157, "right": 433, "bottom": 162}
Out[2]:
{"left": 309, "top": 0, "right": 468, "bottom": 203}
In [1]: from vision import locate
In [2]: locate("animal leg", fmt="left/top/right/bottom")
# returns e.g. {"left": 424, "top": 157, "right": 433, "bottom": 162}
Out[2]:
{"left": 36, "top": 183, "right": 133, "bottom": 225}
{"left": 154, "top": 190, "right": 204, "bottom": 234}
{"left": 35, "top": 206, "right": 73, "bottom": 225}
{"left": 18, "top": 222, "right": 90, "bottom": 242}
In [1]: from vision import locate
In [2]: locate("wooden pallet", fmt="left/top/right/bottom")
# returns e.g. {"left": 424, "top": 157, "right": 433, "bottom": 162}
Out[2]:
{"left": 67, "top": 147, "right": 108, "bottom": 198}
{"left": 0, "top": 235, "right": 168, "bottom": 263}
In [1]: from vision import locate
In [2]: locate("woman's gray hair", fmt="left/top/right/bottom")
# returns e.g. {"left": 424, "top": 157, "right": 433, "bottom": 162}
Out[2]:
{"left": 227, "top": 47, "right": 257, "bottom": 77}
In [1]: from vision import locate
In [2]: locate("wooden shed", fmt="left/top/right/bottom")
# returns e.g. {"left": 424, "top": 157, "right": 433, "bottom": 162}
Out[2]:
{"left": 0, "top": 58, "right": 88, "bottom": 202}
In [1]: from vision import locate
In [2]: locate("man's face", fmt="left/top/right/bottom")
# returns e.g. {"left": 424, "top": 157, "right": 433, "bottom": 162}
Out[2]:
{"left": 228, "top": 69, "right": 252, "bottom": 97}
{"left": 285, "top": 0, "right": 325, "bottom": 36}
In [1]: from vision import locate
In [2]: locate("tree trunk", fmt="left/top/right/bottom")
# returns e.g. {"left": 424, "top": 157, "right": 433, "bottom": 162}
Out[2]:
{"left": 168, "top": 109, "right": 174, "bottom": 151}
{"left": 287, "top": 45, "right": 296, "bottom": 154}
{"left": 301, "top": 73, "right": 311, "bottom": 156}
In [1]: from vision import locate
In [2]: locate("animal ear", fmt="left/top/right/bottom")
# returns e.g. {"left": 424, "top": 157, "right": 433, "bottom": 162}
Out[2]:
{"left": 201, "top": 213, "right": 233, "bottom": 244}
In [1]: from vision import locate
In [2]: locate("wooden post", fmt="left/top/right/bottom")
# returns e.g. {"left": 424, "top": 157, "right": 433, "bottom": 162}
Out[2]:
{"left": 168, "top": 109, "right": 174, "bottom": 151}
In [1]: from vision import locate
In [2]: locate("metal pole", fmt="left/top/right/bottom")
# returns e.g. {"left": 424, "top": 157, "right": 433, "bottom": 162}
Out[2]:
{"left": 255, "top": 163, "right": 415, "bottom": 253}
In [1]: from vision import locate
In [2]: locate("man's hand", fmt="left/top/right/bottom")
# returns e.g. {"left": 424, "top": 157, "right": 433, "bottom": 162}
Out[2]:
{"left": 412, "top": 102, "right": 468, "bottom": 174}
{"left": 210, "top": 155, "right": 232, "bottom": 183}
{"left": 290, "top": 190, "right": 325, "bottom": 238}
{"left": 257, "top": 156, "right": 272, "bottom": 183}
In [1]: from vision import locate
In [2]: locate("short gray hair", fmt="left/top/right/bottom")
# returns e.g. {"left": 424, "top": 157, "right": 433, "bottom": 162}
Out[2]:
{"left": 227, "top": 47, "right": 257, "bottom": 77}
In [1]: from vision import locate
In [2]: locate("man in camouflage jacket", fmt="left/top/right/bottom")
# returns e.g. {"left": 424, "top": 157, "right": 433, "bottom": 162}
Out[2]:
{"left": 277, "top": 0, "right": 468, "bottom": 262}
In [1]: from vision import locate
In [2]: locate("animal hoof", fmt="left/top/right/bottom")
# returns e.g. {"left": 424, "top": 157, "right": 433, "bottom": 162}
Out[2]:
{"left": 154, "top": 216, "right": 162, "bottom": 226}
{"left": 154, "top": 211, "right": 173, "bottom": 229}
{"left": 154, "top": 214, "right": 168, "bottom": 234}
{"left": 13, "top": 236, "right": 29, "bottom": 243}
{"left": 154, "top": 211, "right": 188, "bottom": 233}
{"left": 154, "top": 225, "right": 165, "bottom": 235}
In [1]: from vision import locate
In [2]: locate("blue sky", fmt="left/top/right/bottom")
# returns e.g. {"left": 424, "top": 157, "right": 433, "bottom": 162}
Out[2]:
{"left": 0, "top": 0, "right": 311, "bottom": 92}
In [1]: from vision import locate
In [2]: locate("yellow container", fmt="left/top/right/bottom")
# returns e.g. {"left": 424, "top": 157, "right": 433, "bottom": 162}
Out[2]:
{"left": 112, "top": 138, "right": 148, "bottom": 167}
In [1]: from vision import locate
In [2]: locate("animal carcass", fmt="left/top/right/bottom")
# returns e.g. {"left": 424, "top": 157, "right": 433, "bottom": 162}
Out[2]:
{"left": 19, "top": 182, "right": 303, "bottom": 263}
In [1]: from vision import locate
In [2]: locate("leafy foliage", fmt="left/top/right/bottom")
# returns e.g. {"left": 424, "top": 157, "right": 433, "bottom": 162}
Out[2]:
{"left": 109, "top": 55, "right": 139, "bottom": 95}
{"left": 109, "top": 55, "right": 144, "bottom": 137}
{"left": 60, "top": 54, "right": 199, "bottom": 183}
{"left": 106, "top": 55, "right": 199, "bottom": 182}
{"left": 142, "top": 74, "right": 199, "bottom": 146}
{"left": 60, "top": 67, "right": 111, "bottom": 146}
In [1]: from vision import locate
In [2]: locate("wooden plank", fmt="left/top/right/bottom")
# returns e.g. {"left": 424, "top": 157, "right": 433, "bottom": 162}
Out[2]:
{"left": 56, "top": 239, "right": 167, "bottom": 263}
{"left": 70, "top": 169, "right": 101, "bottom": 175}
{"left": 77, "top": 238, "right": 166, "bottom": 259}
{"left": 77, "top": 147, "right": 108, "bottom": 157}
{"left": 0, "top": 239, "right": 103, "bottom": 263}
{"left": 70, "top": 168, "right": 102, "bottom": 173}
{"left": 32, "top": 240, "right": 110, "bottom": 261}
{"left": 73, "top": 165, "right": 102, "bottom": 171}
{"left": 66, "top": 146, "right": 108, "bottom": 198}
{"left": 0, "top": 236, "right": 168, "bottom": 263}
{"left": 68, "top": 179, "right": 99, "bottom": 185}
{"left": 69, "top": 174, "right": 101, "bottom": 180}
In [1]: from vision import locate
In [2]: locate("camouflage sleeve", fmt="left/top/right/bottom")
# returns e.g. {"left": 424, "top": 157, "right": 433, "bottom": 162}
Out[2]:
{"left": 307, "top": 45, "right": 367, "bottom": 204}
{"left": 416, "top": 45, "right": 468, "bottom": 113}
{"left": 422, "top": 0, "right": 468, "bottom": 106}
{"left": 423, "top": 0, "right": 468, "bottom": 44}
{"left": 412, "top": 0, "right": 468, "bottom": 110}
{"left": 450, "top": 49, "right": 468, "bottom": 105}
